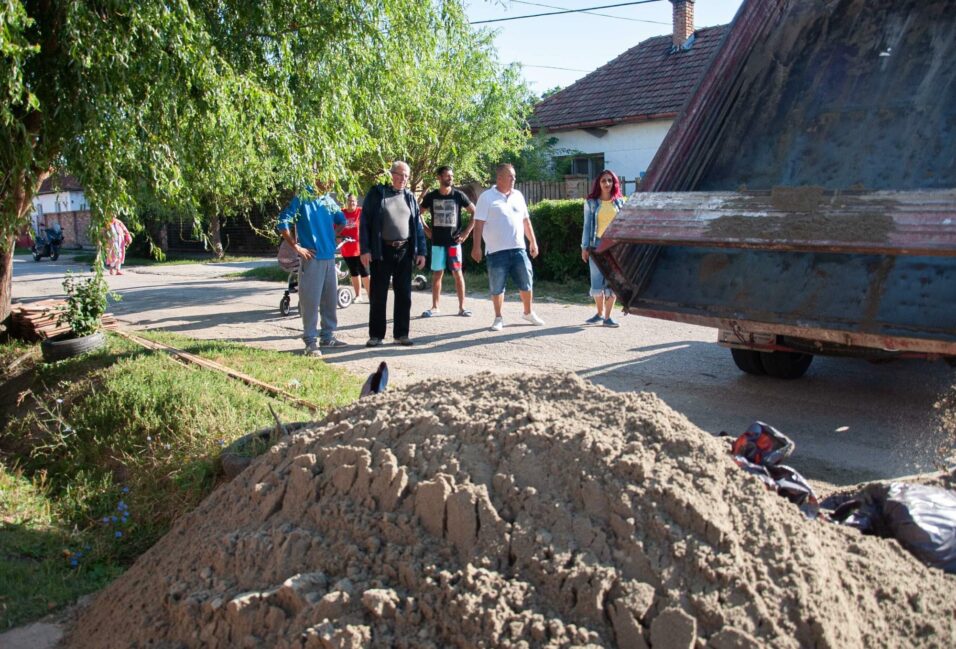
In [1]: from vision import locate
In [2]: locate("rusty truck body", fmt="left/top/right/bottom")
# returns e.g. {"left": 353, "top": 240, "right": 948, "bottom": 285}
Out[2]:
{"left": 595, "top": 0, "right": 956, "bottom": 378}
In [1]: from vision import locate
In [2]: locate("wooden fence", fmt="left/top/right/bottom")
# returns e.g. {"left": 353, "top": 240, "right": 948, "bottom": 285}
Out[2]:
{"left": 515, "top": 181, "right": 566, "bottom": 205}
{"left": 517, "top": 176, "right": 644, "bottom": 206}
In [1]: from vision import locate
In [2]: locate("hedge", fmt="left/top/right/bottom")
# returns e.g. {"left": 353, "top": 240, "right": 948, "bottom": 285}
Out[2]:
{"left": 529, "top": 199, "right": 585, "bottom": 282}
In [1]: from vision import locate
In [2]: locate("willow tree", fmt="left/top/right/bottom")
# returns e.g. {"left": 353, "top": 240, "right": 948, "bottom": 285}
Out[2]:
{"left": 346, "top": 2, "right": 532, "bottom": 191}
{"left": 0, "top": 0, "right": 496, "bottom": 318}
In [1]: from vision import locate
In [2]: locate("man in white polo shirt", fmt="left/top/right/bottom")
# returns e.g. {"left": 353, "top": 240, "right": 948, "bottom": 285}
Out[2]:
{"left": 471, "top": 163, "right": 545, "bottom": 331}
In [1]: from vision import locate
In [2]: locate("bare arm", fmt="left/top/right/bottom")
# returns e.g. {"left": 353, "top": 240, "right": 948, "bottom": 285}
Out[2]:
{"left": 457, "top": 204, "right": 477, "bottom": 243}
{"left": 280, "top": 228, "right": 314, "bottom": 260}
{"left": 524, "top": 218, "right": 539, "bottom": 258}
{"left": 471, "top": 219, "right": 484, "bottom": 262}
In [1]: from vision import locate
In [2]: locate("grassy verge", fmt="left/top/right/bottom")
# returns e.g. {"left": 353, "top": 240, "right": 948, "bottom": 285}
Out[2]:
{"left": 227, "top": 265, "right": 289, "bottom": 282}
{"left": 0, "top": 332, "right": 360, "bottom": 629}
{"left": 229, "top": 265, "right": 592, "bottom": 304}
{"left": 71, "top": 253, "right": 269, "bottom": 267}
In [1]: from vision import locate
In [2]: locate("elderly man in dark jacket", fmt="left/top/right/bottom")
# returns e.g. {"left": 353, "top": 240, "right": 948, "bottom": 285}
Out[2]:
{"left": 360, "top": 160, "right": 427, "bottom": 347}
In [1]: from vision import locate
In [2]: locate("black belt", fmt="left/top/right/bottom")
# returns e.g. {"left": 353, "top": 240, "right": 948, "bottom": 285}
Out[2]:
{"left": 383, "top": 239, "right": 408, "bottom": 248}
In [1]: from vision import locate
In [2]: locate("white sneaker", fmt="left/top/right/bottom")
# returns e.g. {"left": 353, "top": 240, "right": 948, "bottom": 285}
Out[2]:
{"left": 304, "top": 342, "right": 321, "bottom": 357}
{"left": 490, "top": 316, "right": 504, "bottom": 332}
{"left": 522, "top": 311, "right": 545, "bottom": 326}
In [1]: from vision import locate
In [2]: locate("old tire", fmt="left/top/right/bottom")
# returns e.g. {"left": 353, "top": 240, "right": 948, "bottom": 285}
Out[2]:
{"left": 412, "top": 275, "right": 428, "bottom": 291}
{"left": 730, "top": 348, "right": 767, "bottom": 376}
{"left": 760, "top": 351, "right": 813, "bottom": 379}
{"left": 279, "top": 294, "right": 291, "bottom": 316}
{"left": 337, "top": 286, "right": 354, "bottom": 309}
{"left": 41, "top": 331, "right": 106, "bottom": 362}
{"left": 52, "top": 251, "right": 59, "bottom": 261}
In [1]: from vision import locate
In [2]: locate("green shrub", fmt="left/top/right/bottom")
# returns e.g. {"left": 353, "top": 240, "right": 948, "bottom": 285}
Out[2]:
{"left": 530, "top": 199, "right": 585, "bottom": 282}
{"left": 59, "top": 271, "right": 119, "bottom": 337}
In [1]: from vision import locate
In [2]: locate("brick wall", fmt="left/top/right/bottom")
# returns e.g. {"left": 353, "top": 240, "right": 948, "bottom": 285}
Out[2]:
{"left": 44, "top": 210, "right": 93, "bottom": 248}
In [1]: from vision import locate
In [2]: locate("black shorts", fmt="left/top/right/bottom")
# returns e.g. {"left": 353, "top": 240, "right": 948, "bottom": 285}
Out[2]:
{"left": 343, "top": 255, "right": 368, "bottom": 278}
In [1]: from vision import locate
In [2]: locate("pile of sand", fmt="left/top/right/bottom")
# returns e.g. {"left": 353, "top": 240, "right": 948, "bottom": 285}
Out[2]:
{"left": 65, "top": 373, "right": 955, "bottom": 648}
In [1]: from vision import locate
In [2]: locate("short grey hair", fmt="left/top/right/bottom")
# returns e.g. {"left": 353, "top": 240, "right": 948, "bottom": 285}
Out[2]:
{"left": 495, "top": 163, "right": 515, "bottom": 175}
{"left": 390, "top": 160, "right": 410, "bottom": 175}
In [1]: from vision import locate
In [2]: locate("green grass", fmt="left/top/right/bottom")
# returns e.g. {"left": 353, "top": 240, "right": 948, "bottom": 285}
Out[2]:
{"left": 228, "top": 264, "right": 592, "bottom": 304}
{"left": 227, "top": 265, "right": 289, "bottom": 282}
{"left": 0, "top": 467, "right": 122, "bottom": 628}
{"left": 0, "top": 332, "right": 361, "bottom": 628}
{"left": 71, "top": 253, "right": 268, "bottom": 267}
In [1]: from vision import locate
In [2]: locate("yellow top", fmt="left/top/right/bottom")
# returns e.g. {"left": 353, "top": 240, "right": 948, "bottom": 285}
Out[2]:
{"left": 596, "top": 200, "right": 618, "bottom": 238}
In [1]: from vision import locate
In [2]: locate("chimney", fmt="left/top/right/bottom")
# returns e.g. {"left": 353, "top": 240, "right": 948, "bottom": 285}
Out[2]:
{"left": 670, "top": 0, "right": 695, "bottom": 47}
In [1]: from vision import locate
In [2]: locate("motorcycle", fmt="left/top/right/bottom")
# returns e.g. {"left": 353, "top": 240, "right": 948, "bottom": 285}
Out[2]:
{"left": 32, "top": 227, "right": 64, "bottom": 262}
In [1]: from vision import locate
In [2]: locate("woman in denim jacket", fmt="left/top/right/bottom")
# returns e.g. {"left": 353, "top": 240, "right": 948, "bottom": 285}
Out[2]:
{"left": 581, "top": 170, "right": 626, "bottom": 327}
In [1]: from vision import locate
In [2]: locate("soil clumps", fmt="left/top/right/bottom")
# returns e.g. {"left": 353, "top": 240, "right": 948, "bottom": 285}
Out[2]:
{"left": 64, "top": 373, "right": 955, "bottom": 648}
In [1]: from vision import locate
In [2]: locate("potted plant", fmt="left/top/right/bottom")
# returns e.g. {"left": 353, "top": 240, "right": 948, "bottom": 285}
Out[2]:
{"left": 41, "top": 271, "right": 118, "bottom": 362}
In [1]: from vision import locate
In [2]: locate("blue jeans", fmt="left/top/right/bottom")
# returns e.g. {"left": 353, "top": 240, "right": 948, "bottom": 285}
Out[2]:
{"left": 588, "top": 256, "right": 613, "bottom": 297}
{"left": 486, "top": 248, "right": 532, "bottom": 296}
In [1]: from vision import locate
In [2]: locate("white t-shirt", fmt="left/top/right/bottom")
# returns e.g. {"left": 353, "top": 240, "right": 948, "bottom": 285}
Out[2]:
{"left": 474, "top": 186, "right": 529, "bottom": 254}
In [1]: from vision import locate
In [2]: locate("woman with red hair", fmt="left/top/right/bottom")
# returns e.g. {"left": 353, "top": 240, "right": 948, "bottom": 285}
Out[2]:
{"left": 581, "top": 170, "right": 626, "bottom": 326}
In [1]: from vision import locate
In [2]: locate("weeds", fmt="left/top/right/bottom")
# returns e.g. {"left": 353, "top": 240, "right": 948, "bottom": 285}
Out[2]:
{"left": 0, "top": 332, "right": 361, "bottom": 627}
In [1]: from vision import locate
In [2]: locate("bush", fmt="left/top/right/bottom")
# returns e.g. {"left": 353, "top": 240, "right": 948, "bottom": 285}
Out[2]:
{"left": 529, "top": 199, "right": 585, "bottom": 282}
{"left": 59, "top": 272, "right": 120, "bottom": 337}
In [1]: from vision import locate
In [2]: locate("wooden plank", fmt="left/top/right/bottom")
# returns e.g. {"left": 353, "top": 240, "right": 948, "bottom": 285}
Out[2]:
{"left": 114, "top": 331, "right": 323, "bottom": 414}
{"left": 606, "top": 189, "right": 956, "bottom": 256}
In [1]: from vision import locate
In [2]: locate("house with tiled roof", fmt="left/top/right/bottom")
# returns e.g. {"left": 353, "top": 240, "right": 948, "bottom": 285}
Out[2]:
{"left": 531, "top": 0, "right": 729, "bottom": 187}
{"left": 18, "top": 174, "right": 93, "bottom": 248}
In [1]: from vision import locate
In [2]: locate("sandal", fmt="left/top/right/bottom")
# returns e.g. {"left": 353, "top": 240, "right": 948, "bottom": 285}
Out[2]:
{"left": 422, "top": 309, "right": 439, "bottom": 318}
{"left": 458, "top": 308, "right": 473, "bottom": 317}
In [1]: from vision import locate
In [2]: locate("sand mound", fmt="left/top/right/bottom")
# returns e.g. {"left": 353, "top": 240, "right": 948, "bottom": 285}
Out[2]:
{"left": 65, "top": 373, "right": 955, "bottom": 648}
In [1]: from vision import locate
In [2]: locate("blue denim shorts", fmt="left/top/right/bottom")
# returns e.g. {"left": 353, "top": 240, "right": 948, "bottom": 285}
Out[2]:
{"left": 486, "top": 248, "right": 533, "bottom": 295}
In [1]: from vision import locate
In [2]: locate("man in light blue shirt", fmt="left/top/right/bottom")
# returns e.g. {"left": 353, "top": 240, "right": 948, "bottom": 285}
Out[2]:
{"left": 277, "top": 180, "right": 347, "bottom": 355}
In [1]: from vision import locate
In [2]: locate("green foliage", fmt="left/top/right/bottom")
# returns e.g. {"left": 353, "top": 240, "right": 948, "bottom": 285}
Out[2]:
{"left": 499, "top": 130, "right": 583, "bottom": 182}
{"left": 58, "top": 272, "right": 119, "bottom": 337}
{"left": 346, "top": 5, "right": 532, "bottom": 189}
{"left": 0, "top": 331, "right": 360, "bottom": 625}
{"left": 529, "top": 199, "right": 586, "bottom": 282}
{"left": 0, "top": 1, "right": 531, "bottom": 314}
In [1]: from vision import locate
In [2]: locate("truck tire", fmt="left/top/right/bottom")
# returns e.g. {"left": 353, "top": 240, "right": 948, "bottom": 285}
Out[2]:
{"left": 730, "top": 348, "right": 767, "bottom": 375}
{"left": 760, "top": 351, "right": 813, "bottom": 379}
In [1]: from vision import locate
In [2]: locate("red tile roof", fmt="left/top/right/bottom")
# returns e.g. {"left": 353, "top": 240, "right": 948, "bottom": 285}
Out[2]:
{"left": 531, "top": 25, "right": 729, "bottom": 131}
{"left": 38, "top": 174, "right": 83, "bottom": 194}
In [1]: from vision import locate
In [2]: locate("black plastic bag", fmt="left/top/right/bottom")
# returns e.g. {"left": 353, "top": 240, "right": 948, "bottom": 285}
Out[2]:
{"left": 832, "top": 482, "right": 956, "bottom": 573}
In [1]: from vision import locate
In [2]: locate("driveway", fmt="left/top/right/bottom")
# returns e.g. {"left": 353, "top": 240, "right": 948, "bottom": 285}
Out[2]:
{"left": 11, "top": 255, "right": 955, "bottom": 485}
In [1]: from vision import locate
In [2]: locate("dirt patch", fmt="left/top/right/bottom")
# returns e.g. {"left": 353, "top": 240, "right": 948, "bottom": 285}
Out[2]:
{"left": 63, "top": 373, "right": 955, "bottom": 648}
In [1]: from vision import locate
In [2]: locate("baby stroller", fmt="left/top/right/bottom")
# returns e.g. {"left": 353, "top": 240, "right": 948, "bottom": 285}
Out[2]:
{"left": 278, "top": 238, "right": 354, "bottom": 316}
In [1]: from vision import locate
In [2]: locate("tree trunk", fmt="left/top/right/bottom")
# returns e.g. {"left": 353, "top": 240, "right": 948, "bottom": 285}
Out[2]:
{"left": 0, "top": 234, "right": 15, "bottom": 329}
{"left": 208, "top": 213, "right": 224, "bottom": 259}
{"left": 1, "top": 171, "right": 48, "bottom": 325}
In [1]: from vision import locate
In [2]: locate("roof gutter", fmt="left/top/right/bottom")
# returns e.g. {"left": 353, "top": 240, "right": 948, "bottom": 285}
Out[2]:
{"left": 530, "top": 112, "right": 678, "bottom": 134}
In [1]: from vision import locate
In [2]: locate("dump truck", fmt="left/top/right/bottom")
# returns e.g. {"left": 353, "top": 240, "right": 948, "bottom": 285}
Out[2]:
{"left": 595, "top": 0, "right": 956, "bottom": 379}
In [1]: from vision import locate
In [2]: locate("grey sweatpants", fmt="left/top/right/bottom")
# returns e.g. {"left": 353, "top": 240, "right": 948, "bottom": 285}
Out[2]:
{"left": 298, "top": 257, "right": 338, "bottom": 345}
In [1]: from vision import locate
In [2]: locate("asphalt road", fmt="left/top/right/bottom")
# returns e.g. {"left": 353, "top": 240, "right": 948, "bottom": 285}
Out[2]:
{"left": 11, "top": 254, "right": 955, "bottom": 486}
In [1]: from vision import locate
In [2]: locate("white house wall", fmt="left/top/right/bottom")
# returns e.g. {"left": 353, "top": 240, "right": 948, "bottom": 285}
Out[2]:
{"left": 549, "top": 119, "right": 674, "bottom": 183}
{"left": 31, "top": 191, "right": 89, "bottom": 227}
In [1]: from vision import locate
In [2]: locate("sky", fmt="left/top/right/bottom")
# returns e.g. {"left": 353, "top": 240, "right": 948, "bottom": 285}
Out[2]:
{"left": 465, "top": 0, "right": 745, "bottom": 95}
